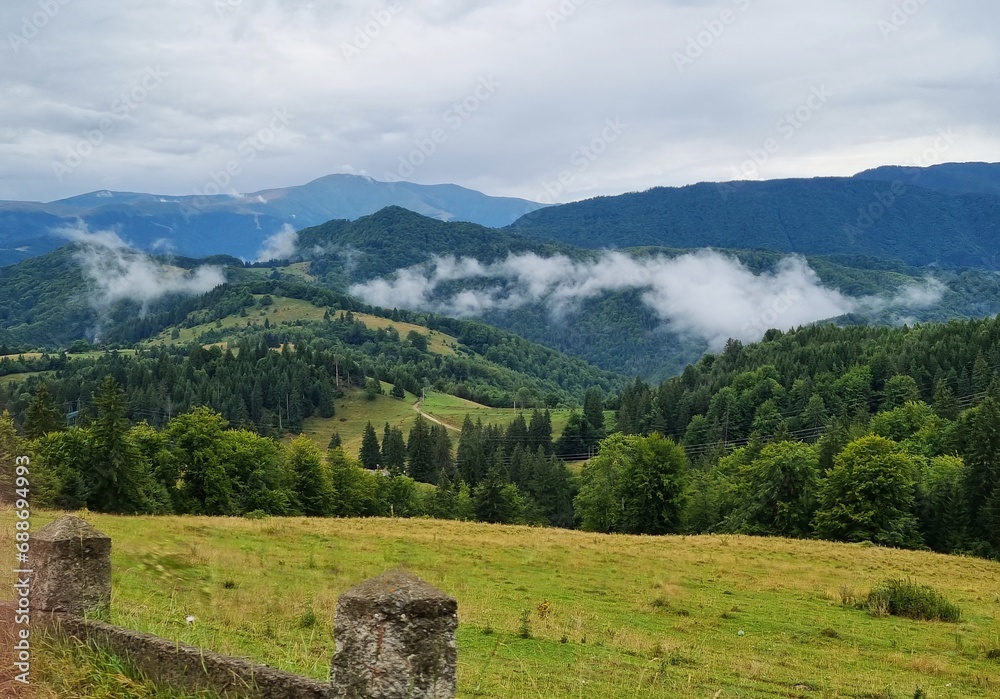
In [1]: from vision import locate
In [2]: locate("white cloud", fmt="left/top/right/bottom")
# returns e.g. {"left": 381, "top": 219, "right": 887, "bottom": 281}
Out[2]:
{"left": 349, "top": 250, "right": 945, "bottom": 349}
{"left": 58, "top": 224, "right": 226, "bottom": 313}
{"left": 256, "top": 223, "right": 299, "bottom": 262}
{"left": 1, "top": 1, "right": 999, "bottom": 202}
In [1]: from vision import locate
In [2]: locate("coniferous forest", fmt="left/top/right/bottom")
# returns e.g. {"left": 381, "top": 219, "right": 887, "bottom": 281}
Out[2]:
{"left": 3, "top": 305, "right": 998, "bottom": 560}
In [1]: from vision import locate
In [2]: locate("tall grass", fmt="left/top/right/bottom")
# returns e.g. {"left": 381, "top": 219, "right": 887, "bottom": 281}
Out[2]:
{"left": 866, "top": 578, "right": 962, "bottom": 622}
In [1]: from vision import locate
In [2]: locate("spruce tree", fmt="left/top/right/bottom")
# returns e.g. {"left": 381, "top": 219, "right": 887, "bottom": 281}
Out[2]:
{"left": 23, "top": 384, "right": 64, "bottom": 439}
{"left": 406, "top": 415, "right": 438, "bottom": 484}
{"left": 932, "top": 380, "right": 958, "bottom": 420}
{"left": 457, "top": 416, "right": 487, "bottom": 487}
{"left": 473, "top": 465, "right": 523, "bottom": 524}
{"left": 961, "top": 397, "right": 1000, "bottom": 540}
{"left": 359, "top": 421, "right": 381, "bottom": 470}
{"left": 380, "top": 424, "right": 407, "bottom": 476}
{"left": 527, "top": 409, "right": 554, "bottom": 455}
{"left": 583, "top": 388, "right": 606, "bottom": 434}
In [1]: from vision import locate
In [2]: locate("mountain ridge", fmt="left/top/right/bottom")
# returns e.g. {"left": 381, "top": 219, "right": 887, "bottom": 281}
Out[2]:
{"left": 0, "top": 174, "right": 546, "bottom": 266}
{"left": 508, "top": 163, "right": 1000, "bottom": 269}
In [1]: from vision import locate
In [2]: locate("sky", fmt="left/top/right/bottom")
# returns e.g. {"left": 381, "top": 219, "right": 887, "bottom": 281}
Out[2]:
{"left": 2, "top": 0, "right": 999, "bottom": 204}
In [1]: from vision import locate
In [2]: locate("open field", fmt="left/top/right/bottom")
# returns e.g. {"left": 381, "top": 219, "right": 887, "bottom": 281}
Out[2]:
{"left": 2, "top": 510, "right": 998, "bottom": 698}
{"left": 141, "top": 296, "right": 458, "bottom": 358}
{"left": 0, "top": 351, "right": 138, "bottom": 362}
{"left": 0, "top": 371, "right": 51, "bottom": 387}
{"left": 301, "top": 385, "right": 422, "bottom": 455}
{"left": 302, "top": 389, "right": 609, "bottom": 456}
{"left": 0, "top": 350, "right": 139, "bottom": 387}
{"left": 333, "top": 311, "right": 459, "bottom": 356}
{"left": 145, "top": 296, "right": 327, "bottom": 347}
{"left": 420, "top": 391, "right": 616, "bottom": 437}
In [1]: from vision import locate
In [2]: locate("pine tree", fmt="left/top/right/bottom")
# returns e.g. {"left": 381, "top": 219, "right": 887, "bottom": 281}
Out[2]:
{"left": 90, "top": 376, "right": 151, "bottom": 514}
{"left": 23, "top": 384, "right": 64, "bottom": 439}
{"left": 527, "top": 409, "right": 554, "bottom": 456}
{"left": 473, "top": 465, "right": 523, "bottom": 524}
{"left": 504, "top": 413, "right": 528, "bottom": 458}
{"left": 0, "top": 411, "right": 23, "bottom": 505}
{"left": 407, "top": 415, "right": 438, "bottom": 484}
{"left": 380, "top": 424, "right": 407, "bottom": 476}
{"left": 960, "top": 397, "right": 1000, "bottom": 540}
{"left": 359, "top": 422, "right": 381, "bottom": 470}
{"left": 431, "top": 424, "right": 455, "bottom": 481}
{"left": 428, "top": 473, "right": 458, "bottom": 520}
{"left": 457, "top": 416, "right": 487, "bottom": 487}
{"left": 616, "top": 378, "right": 652, "bottom": 435}
{"left": 583, "top": 388, "right": 606, "bottom": 434}
{"left": 525, "top": 448, "right": 576, "bottom": 529}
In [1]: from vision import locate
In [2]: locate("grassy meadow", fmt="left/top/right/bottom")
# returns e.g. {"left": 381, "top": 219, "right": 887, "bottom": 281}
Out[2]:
{"left": 2, "top": 509, "right": 998, "bottom": 698}
{"left": 300, "top": 388, "right": 607, "bottom": 457}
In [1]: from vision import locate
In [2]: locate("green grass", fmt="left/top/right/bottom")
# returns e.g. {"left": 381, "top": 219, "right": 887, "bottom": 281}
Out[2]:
{"left": 141, "top": 297, "right": 459, "bottom": 358}
{"left": 4, "top": 509, "right": 999, "bottom": 698}
{"left": 333, "top": 311, "right": 459, "bottom": 356}
{"left": 867, "top": 579, "right": 964, "bottom": 623}
{"left": 0, "top": 370, "right": 51, "bottom": 387}
{"left": 419, "top": 391, "right": 615, "bottom": 438}
{"left": 145, "top": 296, "right": 326, "bottom": 347}
{"left": 302, "top": 389, "right": 611, "bottom": 457}
{"left": 30, "top": 637, "right": 223, "bottom": 698}
{"left": 301, "top": 386, "right": 423, "bottom": 455}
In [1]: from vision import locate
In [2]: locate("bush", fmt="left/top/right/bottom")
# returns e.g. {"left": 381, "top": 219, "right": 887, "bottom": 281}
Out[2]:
{"left": 866, "top": 578, "right": 961, "bottom": 622}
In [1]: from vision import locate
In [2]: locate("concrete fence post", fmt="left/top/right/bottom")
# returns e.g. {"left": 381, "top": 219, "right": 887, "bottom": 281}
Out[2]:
{"left": 331, "top": 569, "right": 457, "bottom": 699}
{"left": 29, "top": 515, "right": 112, "bottom": 620}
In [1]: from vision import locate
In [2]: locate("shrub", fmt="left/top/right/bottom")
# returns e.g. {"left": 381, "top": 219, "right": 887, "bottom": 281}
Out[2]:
{"left": 518, "top": 609, "right": 532, "bottom": 639}
{"left": 866, "top": 579, "right": 961, "bottom": 622}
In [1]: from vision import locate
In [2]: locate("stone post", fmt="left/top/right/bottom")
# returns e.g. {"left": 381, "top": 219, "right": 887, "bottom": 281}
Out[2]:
{"left": 331, "top": 569, "right": 457, "bottom": 699}
{"left": 29, "top": 515, "right": 111, "bottom": 620}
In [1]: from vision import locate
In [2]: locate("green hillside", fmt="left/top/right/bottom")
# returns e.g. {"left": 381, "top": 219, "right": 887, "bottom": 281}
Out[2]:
{"left": 507, "top": 178, "right": 1000, "bottom": 269}
{"left": 6, "top": 209, "right": 1000, "bottom": 381}
{"left": 5, "top": 511, "right": 999, "bottom": 698}
{"left": 293, "top": 208, "right": 1000, "bottom": 379}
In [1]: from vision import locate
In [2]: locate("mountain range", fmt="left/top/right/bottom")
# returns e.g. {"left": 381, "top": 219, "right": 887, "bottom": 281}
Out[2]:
{"left": 3, "top": 161, "right": 1000, "bottom": 380}
{"left": 0, "top": 174, "right": 544, "bottom": 266}
{"left": 510, "top": 162, "right": 1000, "bottom": 269}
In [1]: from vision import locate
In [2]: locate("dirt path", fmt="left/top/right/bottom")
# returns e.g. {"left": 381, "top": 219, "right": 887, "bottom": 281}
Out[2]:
{"left": 411, "top": 400, "right": 461, "bottom": 432}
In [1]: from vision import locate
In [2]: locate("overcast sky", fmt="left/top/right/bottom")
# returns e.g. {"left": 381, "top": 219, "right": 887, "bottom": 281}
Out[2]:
{"left": 2, "top": 0, "right": 998, "bottom": 204}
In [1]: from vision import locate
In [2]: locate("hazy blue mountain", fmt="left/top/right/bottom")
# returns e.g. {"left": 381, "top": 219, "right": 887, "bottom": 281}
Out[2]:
{"left": 0, "top": 174, "right": 545, "bottom": 266}
{"left": 509, "top": 163, "right": 1000, "bottom": 270}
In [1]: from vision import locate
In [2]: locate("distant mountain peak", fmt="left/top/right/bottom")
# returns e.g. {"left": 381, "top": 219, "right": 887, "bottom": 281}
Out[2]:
{"left": 0, "top": 175, "right": 546, "bottom": 266}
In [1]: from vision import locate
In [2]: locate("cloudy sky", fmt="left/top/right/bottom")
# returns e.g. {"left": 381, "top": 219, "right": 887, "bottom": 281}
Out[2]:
{"left": 2, "top": 0, "right": 998, "bottom": 204}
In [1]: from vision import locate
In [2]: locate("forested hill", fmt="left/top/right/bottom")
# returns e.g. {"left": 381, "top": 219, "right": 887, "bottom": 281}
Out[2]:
{"left": 8, "top": 209, "right": 1000, "bottom": 381}
{"left": 296, "top": 206, "right": 578, "bottom": 284}
{"left": 508, "top": 175, "right": 1000, "bottom": 269}
{"left": 600, "top": 313, "right": 1000, "bottom": 559}
{"left": 618, "top": 315, "right": 1000, "bottom": 448}
{"left": 854, "top": 161, "right": 1000, "bottom": 197}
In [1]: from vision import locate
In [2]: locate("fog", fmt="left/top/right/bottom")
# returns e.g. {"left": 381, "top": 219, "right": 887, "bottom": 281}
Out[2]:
{"left": 350, "top": 250, "right": 944, "bottom": 349}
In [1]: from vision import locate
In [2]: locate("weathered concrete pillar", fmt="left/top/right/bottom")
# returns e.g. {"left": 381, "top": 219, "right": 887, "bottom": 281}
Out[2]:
{"left": 331, "top": 569, "right": 457, "bottom": 699}
{"left": 29, "top": 515, "right": 111, "bottom": 620}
